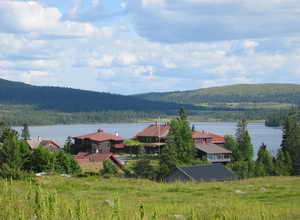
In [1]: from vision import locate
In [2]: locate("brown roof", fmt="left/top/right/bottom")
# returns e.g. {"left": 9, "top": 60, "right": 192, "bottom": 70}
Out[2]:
{"left": 136, "top": 124, "right": 170, "bottom": 138}
{"left": 26, "top": 139, "right": 61, "bottom": 152}
{"left": 74, "top": 130, "right": 124, "bottom": 142}
{"left": 196, "top": 143, "right": 231, "bottom": 154}
{"left": 40, "top": 140, "right": 61, "bottom": 148}
{"left": 26, "top": 140, "right": 40, "bottom": 149}
{"left": 74, "top": 152, "right": 124, "bottom": 168}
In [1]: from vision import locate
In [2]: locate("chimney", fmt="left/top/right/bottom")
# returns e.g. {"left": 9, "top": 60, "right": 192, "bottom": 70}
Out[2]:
{"left": 38, "top": 136, "right": 42, "bottom": 141}
{"left": 97, "top": 129, "right": 103, "bottom": 133}
{"left": 115, "top": 131, "right": 119, "bottom": 137}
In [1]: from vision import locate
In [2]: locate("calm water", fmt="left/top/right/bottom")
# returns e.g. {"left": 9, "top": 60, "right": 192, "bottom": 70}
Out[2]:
{"left": 14, "top": 122, "right": 282, "bottom": 155}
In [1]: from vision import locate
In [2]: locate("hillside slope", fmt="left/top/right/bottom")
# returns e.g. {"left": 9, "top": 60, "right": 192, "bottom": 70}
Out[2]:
{"left": 0, "top": 78, "right": 198, "bottom": 113}
{"left": 134, "top": 84, "right": 300, "bottom": 105}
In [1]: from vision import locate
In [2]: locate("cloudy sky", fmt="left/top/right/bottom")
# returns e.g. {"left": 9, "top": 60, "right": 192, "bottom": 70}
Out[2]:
{"left": 0, "top": 0, "right": 300, "bottom": 94}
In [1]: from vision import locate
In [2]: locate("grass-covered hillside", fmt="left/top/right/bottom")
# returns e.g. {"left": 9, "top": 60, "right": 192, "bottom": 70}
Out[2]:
{"left": 1, "top": 176, "right": 300, "bottom": 219}
{"left": 134, "top": 84, "right": 300, "bottom": 106}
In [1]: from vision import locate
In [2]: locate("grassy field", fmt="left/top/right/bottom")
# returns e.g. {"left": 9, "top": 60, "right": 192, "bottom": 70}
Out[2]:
{"left": 1, "top": 176, "right": 300, "bottom": 220}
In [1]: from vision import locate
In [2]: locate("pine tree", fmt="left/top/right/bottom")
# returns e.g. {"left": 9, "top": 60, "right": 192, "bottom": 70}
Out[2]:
{"left": 158, "top": 108, "right": 196, "bottom": 178}
{"left": 224, "top": 135, "right": 243, "bottom": 162}
{"left": 235, "top": 120, "right": 253, "bottom": 161}
{"left": 64, "top": 136, "right": 73, "bottom": 153}
{"left": 255, "top": 143, "right": 274, "bottom": 176}
{"left": 281, "top": 112, "right": 300, "bottom": 175}
{"left": 171, "top": 109, "right": 196, "bottom": 164}
{"left": 0, "top": 131, "right": 25, "bottom": 179}
{"left": 21, "top": 123, "right": 30, "bottom": 140}
{"left": 275, "top": 149, "right": 292, "bottom": 176}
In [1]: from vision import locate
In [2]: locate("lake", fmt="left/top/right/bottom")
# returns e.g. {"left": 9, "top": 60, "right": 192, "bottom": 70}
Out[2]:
{"left": 14, "top": 122, "right": 283, "bottom": 155}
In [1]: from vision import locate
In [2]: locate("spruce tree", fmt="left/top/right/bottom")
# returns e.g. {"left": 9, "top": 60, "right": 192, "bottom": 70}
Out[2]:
{"left": 21, "top": 123, "right": 30, "bottom": 140}
{"left": 275, "top": 149, "right": 292, "bottom": 176}
{"left": 235, "top": 120, "right": 253, "bottom": 161}
{"left": 224, "top": 135, "right": 243, "bottom": 162}
{"left": 64, "top": 136, "right": 73, "bottom": 153}
{"left": 158, "top": 108, "right": 196, "bottom": 178}
{"left": 255, "top": 143, "right": 274, "bottom": 176}
{"left": 0, "top": 131, "right": 24, "bottom": 179}
{"left": 281, "top": 112, "right": 300, "bottom": 175}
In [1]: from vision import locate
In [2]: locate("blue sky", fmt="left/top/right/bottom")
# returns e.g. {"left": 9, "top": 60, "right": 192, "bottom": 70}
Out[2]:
{"left": 0, "top": 0, "right": 300, "bottom": 94}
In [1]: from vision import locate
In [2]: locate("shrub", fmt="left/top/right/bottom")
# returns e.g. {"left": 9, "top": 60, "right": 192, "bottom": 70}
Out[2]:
{"left": 100, "top": 160, "right": 118, "bottom": 176}
{"left": 131, "top": 159, "right": 157, "bottom": 180}
{"left": 55, "top": 151, "right": 81, "bottom": 174}
{"left": 29, "top": 147, "right": 55, "bottom": 173}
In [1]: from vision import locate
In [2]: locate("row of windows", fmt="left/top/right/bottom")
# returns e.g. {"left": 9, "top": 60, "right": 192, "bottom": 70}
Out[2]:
{"left": 207, "top": 153, "right": 230, "bottom": 160}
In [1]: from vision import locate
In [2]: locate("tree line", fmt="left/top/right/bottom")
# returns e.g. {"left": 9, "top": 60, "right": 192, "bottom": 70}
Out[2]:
{"left": 0, "top": 122, "right": 80, "bottom": 180}
{"left": 125, "top": 108, "right": 300, "bottom": 180}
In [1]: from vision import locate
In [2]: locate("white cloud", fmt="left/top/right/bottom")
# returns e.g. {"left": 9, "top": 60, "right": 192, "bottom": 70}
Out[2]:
{"left": 0, "top": 1, "right": 113, "bottom": 39}
{"left": 126, "top": 0, "right": 300, "bottom": 42}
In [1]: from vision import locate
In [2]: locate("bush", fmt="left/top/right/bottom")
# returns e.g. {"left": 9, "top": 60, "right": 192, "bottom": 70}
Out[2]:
{"left": 131, "top": 159, "right": 157, "bottom": 180}
{"left": 55, "top": 151, "right": 81, "bottom": 174}
{"left": 29, "top": 147, "right": 55, "bottom": 173}
{"left": 0, "top": 164, "right": 35, "bottom": 181}
{"left": 100, "top": 160, "right": 119, "bottom": 176}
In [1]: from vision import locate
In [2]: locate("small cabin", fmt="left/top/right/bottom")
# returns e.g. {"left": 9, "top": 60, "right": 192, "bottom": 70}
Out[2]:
{"left": 196, "top": 143, "right": 232, "bottom": 164}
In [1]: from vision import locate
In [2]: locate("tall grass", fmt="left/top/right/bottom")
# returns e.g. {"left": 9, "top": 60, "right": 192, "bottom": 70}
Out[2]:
{"left": 0, "top": 176, "right": 300, "bottom": 219}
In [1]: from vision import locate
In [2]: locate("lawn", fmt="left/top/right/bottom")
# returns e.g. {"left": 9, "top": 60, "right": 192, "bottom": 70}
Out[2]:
{"left": 0, "top": 176, "right": 300, "bottom": 219}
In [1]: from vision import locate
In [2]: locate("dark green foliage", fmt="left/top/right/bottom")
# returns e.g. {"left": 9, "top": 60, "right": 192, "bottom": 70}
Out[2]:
{"left": 29, "top": 147, "right": 55, "bottom": 173}
{"left": 158, "top": 109, "right": 196, "bottom": 178}
{"left": 54, "top": 151, "right": 81, "bottom": 174}
{"left": 236, "top": 120, "right": 254, "bottom": 161}
{"left": 100, "top": 160, "right": 118, "bottom": 176}
{"left": 265, "top": 109, "right": 291, "bottom": 127}
{"left": 280, "top": 111, "right": 300, "bottom": 175}
{"left": 228, "top": 161, "right": 256, "bottom": 179}
{"left": 21, "top": 123, "right": 30, "bottom": 140}
{"left": 255, "top": 143, "right": 275, "bottom": 176}
{"left": 131, "top": 159, "right": 157, "bottom": 180}
{"left": 64, "top": 136, "right": 73, "bottom": 153}
{"left": 135, "top": 83, "right": 300, "bottom": 105}
{"left": 0, "top": 78, "right": 198, "bottom": 113}
{"left": 274, "top": 150, "right": 292, "bottom": 176}
{"left": 0, "top": 131, "right": 23, "bottom": 178}
{"left": 0, "top": 130, "right": 32, "bottom": 179}
{"left": 158, "top": 144, "right": 178, "bottom": 180}
{"left": 224, "top": 135, "right": 243, "bottom": 162}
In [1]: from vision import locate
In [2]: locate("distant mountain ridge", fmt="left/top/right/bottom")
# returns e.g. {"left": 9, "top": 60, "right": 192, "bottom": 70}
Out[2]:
{"left": 0, "top": 78, "right": 199, "bottom": 113}
{"left": 133, "top": 84, "right": 300, "bottom": 105}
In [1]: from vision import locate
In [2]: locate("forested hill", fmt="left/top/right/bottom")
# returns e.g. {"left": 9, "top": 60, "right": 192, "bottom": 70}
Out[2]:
{"left": 133, "top": 84, "right": 300, "bottom": 105}
{"left": 0, "top": 78, "right": 198, "bottom": 113}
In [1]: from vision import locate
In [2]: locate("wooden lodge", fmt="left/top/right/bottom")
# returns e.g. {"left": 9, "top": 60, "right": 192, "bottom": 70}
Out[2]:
{"left": 72, "top": 129, "right": 125, "bottom": 154}
{"left": 133, "top": 123, "right": 170, "bottom": 154}
{"left": 130, "top": 123, "right": 231, "bottom": 163}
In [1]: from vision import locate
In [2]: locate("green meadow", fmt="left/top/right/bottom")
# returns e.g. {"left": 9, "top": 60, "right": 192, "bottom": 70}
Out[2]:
{"left": 1, "top": 176, "right": 300, "bottom": 220}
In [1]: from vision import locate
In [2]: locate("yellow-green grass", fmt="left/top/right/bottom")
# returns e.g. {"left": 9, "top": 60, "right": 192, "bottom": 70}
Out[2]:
{"left": 1, "top": 176, "right": 300, "bottom": 219}
{"left": 79, "top": 162, "right": 103, "bottom": 173}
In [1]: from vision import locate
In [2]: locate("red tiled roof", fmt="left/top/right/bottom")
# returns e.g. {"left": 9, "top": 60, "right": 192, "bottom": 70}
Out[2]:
{"left": 192, "top": 131, "right": 212, "bottom": 139}
{"left": 136, "top": 124, "right": 170, "bottom": 138}
{"left": 74, "top": 130, "right": 124, "bottom": 142}
{"left": 192, "top": 130, "right": 225, "bottom": 144}
{"left": 208, "top": 133, "right": 225, "bottom": 143}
